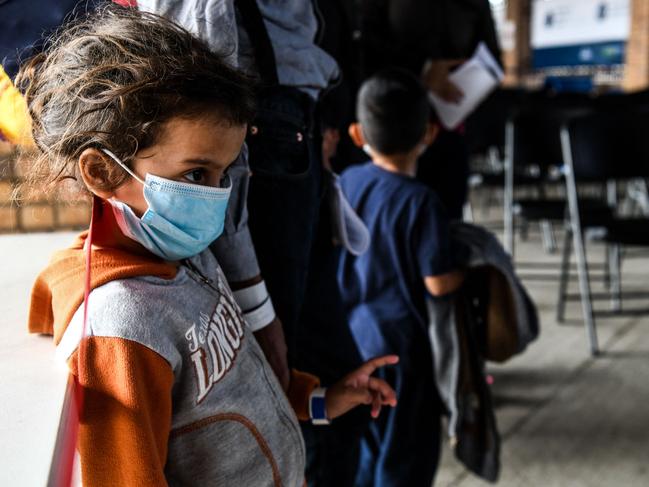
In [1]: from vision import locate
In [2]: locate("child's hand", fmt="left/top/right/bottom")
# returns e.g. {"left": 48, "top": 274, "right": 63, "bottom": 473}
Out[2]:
{"left": 325, "top": 355, "right": 399, "bottom": 420}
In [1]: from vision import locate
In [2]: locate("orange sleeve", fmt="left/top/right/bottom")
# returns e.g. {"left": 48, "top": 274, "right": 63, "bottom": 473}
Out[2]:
{"left": 68, "top": 337, "right": 174, "bottom": 487}
{"left": 287, "top": 369, "right": 320, "bottom": 421}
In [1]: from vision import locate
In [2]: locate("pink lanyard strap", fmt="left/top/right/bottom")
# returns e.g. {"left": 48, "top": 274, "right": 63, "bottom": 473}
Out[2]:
{"left": 47, "top": 197, "right": 100, "bottom": 487}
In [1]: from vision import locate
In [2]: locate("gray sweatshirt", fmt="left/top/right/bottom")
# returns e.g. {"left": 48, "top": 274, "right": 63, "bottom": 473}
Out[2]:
{"left": 56, "top": 249, "right": 307, "bottom": 486}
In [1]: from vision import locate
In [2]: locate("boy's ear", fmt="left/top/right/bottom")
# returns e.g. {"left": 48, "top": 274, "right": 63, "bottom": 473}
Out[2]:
{"left": 348, "top": 123, "right": 365, "bottom": 148}
{"left": 78, "top": 148, "right": 118, "bottom": 200}
{"left": 422, "top": 122, "right": 440, "bottom": 146}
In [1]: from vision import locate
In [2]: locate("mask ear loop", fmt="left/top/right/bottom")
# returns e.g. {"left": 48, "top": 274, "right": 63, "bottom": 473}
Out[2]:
{"left": 101, "top": 148, "right": 146, "bottom": 186}
{"left": 47, "top": 195, "right": 101, "bottom": 487}
{"left": 220, "top": 173, "right": 233, "bottom": 190}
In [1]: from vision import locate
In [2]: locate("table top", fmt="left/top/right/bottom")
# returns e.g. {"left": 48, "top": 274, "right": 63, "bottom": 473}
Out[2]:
{"left": 0, "top": 232, "right": 77, "bottom": 486}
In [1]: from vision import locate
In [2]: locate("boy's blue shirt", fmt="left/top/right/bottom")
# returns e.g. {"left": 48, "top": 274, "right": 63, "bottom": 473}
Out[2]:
{"left": 337, "top": 161, "right": 453, "bottom": 360}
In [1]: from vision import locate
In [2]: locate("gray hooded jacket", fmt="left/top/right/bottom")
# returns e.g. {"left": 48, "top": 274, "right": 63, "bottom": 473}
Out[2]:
{"left": 427, "top": 222, "right": 539, "bottom": 482}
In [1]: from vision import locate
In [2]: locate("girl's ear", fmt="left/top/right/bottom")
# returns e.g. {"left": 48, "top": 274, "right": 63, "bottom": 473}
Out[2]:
{"left": 348, "top": 123, "right": 366, "bottom": 148}
{"left": 422, "top": 122, "right": 440, "bottom": 146}
{"left": 78, "top": 148, "right": 119, "bottom": 199}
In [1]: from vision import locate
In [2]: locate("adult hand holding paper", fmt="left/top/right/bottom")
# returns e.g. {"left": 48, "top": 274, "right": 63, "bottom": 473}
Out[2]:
{"left": 422, "top": 58, "right": 467, "bottom": 104}
{"left": 426, "top": 42, "right": 504, "bottom": 130}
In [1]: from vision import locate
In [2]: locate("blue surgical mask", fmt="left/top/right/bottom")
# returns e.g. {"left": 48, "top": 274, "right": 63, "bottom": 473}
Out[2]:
{"left": 101, "top": 148, "right": 231, "bottom": 261}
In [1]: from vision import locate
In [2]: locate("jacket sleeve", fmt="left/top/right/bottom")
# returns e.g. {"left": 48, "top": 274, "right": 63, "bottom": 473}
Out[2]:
{"left": 137, "top": 0, "right": 240, "bottom": 69}
{"left": 210, "top": 145, "right": 262, "bottom": 283}
{"left": 287, "top": 369, "right": 320, "bottom": 421}
{"left": 68, "top": 336, "right": 174, "bottom": 486}
{"left": 477, "top": 0, "right": 502, "bottom": 66}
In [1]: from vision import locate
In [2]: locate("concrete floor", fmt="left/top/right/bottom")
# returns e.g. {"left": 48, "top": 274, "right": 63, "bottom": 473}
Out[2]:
{"left": 1, "top": 226, "right": 649, "bottom": 486}
{"left": 437, "top": 227, "right": 649, "bottom": 487}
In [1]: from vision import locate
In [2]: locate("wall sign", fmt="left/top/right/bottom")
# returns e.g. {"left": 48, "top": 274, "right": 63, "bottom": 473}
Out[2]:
{"left": 531, "top": 0, "right": 630, "bottom": 68}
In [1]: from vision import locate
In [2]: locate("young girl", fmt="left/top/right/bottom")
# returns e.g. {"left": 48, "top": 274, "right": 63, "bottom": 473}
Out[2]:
{"left": 21, "top": 7, "right": 397, "bottom": 486}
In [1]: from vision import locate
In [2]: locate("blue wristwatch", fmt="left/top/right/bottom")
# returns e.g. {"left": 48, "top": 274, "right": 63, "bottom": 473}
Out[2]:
{"left": 309, "top": 387, "right": 330, "bottom": 425}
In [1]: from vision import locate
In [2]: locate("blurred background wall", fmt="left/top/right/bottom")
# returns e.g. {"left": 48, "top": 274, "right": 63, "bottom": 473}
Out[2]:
{"left": 496, "top": 0, "right": 649, "bottom": 92}
{"left": 0, "top": 145, "right": 90, "bottom": 233}
{"left": 2, "top": 0, "right": 649, "bottom": 234}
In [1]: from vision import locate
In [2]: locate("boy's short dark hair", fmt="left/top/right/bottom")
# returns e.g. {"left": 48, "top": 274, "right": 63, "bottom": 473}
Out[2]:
{"left": 357, "top": 68, "right": 432, "bottom": 155}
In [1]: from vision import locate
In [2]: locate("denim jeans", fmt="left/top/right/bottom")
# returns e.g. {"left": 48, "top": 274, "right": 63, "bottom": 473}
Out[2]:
{"left": 355, "top": 348, "right": 442, "bottom": 487}
{"left": 298, "top": 182, "right": 368, "bottom": 486}
{"left": 246, "top": 87, "right": 322, "bottom": 366}
{"left": 246, "top": 86, "right": 365, "bottom": 486}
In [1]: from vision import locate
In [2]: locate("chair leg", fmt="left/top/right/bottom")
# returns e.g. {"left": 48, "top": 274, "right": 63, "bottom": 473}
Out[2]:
{"left": 572, "top": 228, "right": 600, "bottom": 356}
{"left": 504, "top": 191, "right": 515, "bottom": 256}
{"left": 561, "top": 125, "right": 599, "bottom": 356}
{"left": 463, "top": 201, "right": 475, "bottom": 223}
{"left": 639, "top": 180, "right": 649, "bottom": 216}
{"left": 541, "top": 220, "right": 557, "bottom": 253}
{"left": 520, "top": 217, "right": 529, "bottom": 242}
{"left": 481, "top": 189, "right": 492, "bottom": 218}
{"left": 609, "top": 244, "right": 622, "bottom": 312}
{"left": 556, "top": 227, "right": 572, "bottom": 323}
{"left": 504, "top": 122, "right": 515, "bottom": 256}
{"left": 603, "top": 243, "right": 611, "bottom": 289}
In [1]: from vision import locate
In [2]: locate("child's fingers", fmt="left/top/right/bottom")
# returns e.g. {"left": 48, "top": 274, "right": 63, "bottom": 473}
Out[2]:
{"left": 367, "top": 377, "right": 397, "bottom": 406}
{"left": 358, "top": 355, "right": 399, "bottom": 376}
{"left": 370, "top": 392, "right": 382, "bottom": 418}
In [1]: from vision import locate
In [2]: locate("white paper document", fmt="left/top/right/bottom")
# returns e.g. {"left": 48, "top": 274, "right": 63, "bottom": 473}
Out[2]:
{"left": 428, "top": 42, "right": 504, "bottom": 130}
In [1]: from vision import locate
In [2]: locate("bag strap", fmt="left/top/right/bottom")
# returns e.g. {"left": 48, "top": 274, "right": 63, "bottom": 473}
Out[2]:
{"left": 47, "top": 196, "right": 100, "bottom": 487}
{"left": 234, "top": 0, "right": 279, "bottom": 86}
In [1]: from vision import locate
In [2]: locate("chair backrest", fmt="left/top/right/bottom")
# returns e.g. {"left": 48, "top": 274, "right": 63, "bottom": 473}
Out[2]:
{"left": 563, "top": 109, "right": 649, "bottom": 182}
{"left": 594, "top": 90, "right": 649, "bottom": 113}
{"left": 465, "top": 88, "right": 527, "bottom": 159}
{"left": 511, "top": 93, "right": 594, "bottom": 173}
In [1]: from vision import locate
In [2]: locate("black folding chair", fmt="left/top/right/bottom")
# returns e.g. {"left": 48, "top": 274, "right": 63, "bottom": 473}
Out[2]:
{"left": 503, "top": 93, "right": 593, "bottom": 259}
{"left": 559, "top": 109, "right": 649, "bottom": 356}
{"left": 464, "top": 88, "right": 527, "bottom": 222}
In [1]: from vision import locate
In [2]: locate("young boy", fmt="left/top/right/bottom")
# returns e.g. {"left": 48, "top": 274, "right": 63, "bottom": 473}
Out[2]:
{"left": 337, "top": 68, "right": 465, "bottom": 487}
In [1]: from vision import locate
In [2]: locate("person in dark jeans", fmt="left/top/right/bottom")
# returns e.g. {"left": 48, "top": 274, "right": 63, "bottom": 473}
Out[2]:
{"left": 245, "top": 77, "right": 367, "bottom": 487}
{"left": 360, "top": 0, "right": 501, "bottom": 219}
{"left": 316, "top": 0, "right": 367, "bottom": 173}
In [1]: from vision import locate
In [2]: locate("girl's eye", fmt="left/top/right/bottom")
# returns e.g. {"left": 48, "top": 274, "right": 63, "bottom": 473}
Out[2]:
{"left": 184, "top": 169, "right": 206, "bottom": 184}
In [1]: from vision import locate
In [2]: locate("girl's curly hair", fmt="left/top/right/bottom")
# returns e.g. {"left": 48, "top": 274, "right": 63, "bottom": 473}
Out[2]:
{"left": 15, "top": 5, "right": 255, "bottom": 198}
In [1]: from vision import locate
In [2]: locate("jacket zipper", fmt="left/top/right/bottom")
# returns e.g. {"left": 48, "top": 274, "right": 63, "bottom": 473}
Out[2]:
{"left": 182, "top": 259, "right": 220, "bottom": 294}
